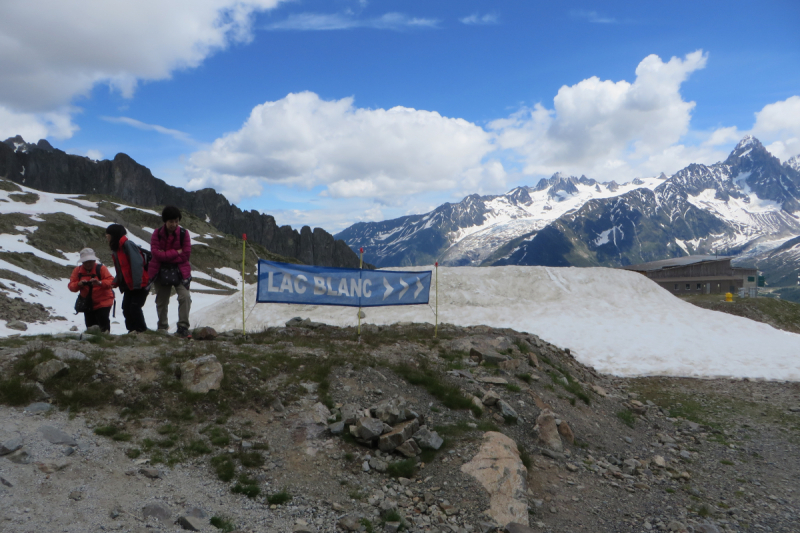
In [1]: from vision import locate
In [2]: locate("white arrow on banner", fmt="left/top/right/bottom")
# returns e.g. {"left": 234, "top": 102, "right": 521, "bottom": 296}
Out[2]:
{"left": 399, "top": 278, "right": 409, "bottom": 299}
{"left": 382, "top": 277, "right": 393, "bottom": 300}
{"left": 414, "top": 277, "right": 423, "bottom": 298}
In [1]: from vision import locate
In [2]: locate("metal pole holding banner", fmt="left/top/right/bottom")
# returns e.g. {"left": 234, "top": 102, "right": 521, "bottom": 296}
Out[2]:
{"left": 435, "top": 261, "right": 438, "bottom": 338}
{"left": 242, "top": 234, "right": 247, "bottom": 334}
{"left": 358, "top": 247, "right": 363, "bottom": 336}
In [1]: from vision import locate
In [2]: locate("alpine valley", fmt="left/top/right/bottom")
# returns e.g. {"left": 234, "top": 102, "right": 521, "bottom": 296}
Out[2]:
{"left": 337, "top": 136, "right": 800, "bottom": 296}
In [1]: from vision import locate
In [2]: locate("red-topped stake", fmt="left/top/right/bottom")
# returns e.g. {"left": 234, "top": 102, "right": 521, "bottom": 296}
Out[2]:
{"left": 359, "top": 247, "right": 364, "bottom": 253}
{"left": 243, "top": 233, "right": 247, "bottom": 241}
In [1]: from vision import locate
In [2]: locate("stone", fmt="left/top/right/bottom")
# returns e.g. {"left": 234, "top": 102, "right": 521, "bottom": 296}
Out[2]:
{"left": 34, "top": 359, "right": 69, "bottom": 381}
{"left": 24, "top": 402, "right": 53, "bottom": 413}
{"left": 527, "top": 353, "right": 539, "bottom": 368}
{"left": 368, "top": 457, "right": 388, "bottom": 473}
{"left": 536, "top": 410, "right": 562, "bottom": 452}
{"left": 337, "top": 515, "right": 360, "bottom": 531}
{"left": 309, "top": 402, "right": 332, "bottom": 425}
{"left": 557, "top": 421, "right": 574, "bottom": 445}
{"left": 396, "top": 439, "right": 422, "bottom": 457}
{"left": 667, "top": 521, "right": 686, "bottom": 532}
{"left": 373, "top": 398, "right": 409, "bottom": 425}
{"left": 695, "top": 523, "right": 721, "bottom": 533}
{"left": 505, "top": 524, "right": 536, "bottom": 533}
{"left": 498, "top": 400, "right": 518, "bottom": 420}
{"left": 482, "top": 391, "right": 501, "bottom": 406}
{"left": 192, "top": 326, "right": 218, "bottom": 341}
{"left": 478, "top": 377, "right": 508, "bottom": 385}
{"left": 184, "top": 507, "right": 207, "bottom": 519}
{"left": 69, "top": 490, "right": 82, "bottom": 501}
{"left": 541, "top": 449, "right": 564, "bottom": 461}
{"left": 0, "top": 437, "right": 23, "bottom": 456}
{"left": 652, "top": 455, "right": 666, "bottom": 468}
{"left": 412, "top": 427, "right": 443, "bottom": 450}
{"left": 5, "top": 449, "right": 30, "bottom": 464}
{"left": 340, "top": 403, "right": 361, "bottom": 425}
{"left": 622, "top": 459, "right": 641, "bottom": 475}
{"left": 0, "top": 475, "right": 13, "bottom": 487}
{"left": 384, "top": 522, "right": 402, "bottom": 533}
{"left": 498, "top": 358, "right": 522, "bottom": 371}
{"left": 140, "top": 467, "right": 161, "bottom": 479}
{"left": 461, "top": 431, "right": 529, "bottom": 527}
{"left": 39, "top": 425, "right": 78, "bottom": 446}
{"left": 362, "top": 461, "right": 370, "bottom": 472}
{"left": 179, "top": 355, "right": 223, "bottom": 393}
{"left": 379, "top": 419, "right": 420, "bottom": 452}
{"left": 37, "top": 459, "right": 70, "bottom": 473}
{"left": 473, "top": 348, "right": 510, "bottom": 365}
{"left": 142, "top": 501, "right": 172, "bottom": 522}
{"left": 356, "top": 417, "right": 385, "bottom": 441}
{"left": 590, "top": 384, "right": 607, "bottom": 397}
{"left": 328, "top": 421, "right": 345, "bottom": 435}
{"left": 6, "top": 320, "right": 27, "bottom": 331}
{"left": 176, "top": 516, "right": 204, "bottom": 531}
{"left": 54, "top": 348, "right": 87, "bottom": 361}
{"left": 271, "top": 398, "right": 285, "bottom": 412}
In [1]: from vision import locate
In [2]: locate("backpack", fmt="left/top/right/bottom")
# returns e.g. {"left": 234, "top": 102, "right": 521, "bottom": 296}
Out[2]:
{"left": 138, "top": 245, "right": 152, "bottom": 270}
{"left": 74, "top": 264, "right": 102, "bottom": 314}
{"left": 159, "top": 226, "right": 187, "bottom": 250}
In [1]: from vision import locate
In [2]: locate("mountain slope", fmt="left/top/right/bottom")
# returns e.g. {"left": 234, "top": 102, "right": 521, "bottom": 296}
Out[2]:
{"left": 0, "top": 136, "right": 362, "bottom": 269}
{"left": 0, "top": 177, "right": 295, "bottom": 334}
{"left": 338, "top": 136, "right": 800, "bottom": 276}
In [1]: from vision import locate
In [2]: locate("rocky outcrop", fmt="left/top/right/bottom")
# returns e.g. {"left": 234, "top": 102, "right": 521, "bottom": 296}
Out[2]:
{"left": 0, "top": 136, "right": 364, "bottom": 268}
{"left": 460, "top": 431, "right": 529, "bottom": 527}
{"left": 179, "top": 355, "right": 223, "bottom": 393}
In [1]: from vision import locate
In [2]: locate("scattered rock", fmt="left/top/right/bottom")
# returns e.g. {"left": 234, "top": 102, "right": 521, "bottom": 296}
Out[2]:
{"left": 192, "top": 326, "right": 218, "bottom": 341}
{"left": 527, "top": 353, "right": 539, "bottom": 368}
{"left": 185, "top": 507, "right": 207, "bottom": 519}
{"left": 179, "top": 355, "right": 223, "bottom": 393}
{"left": 38, "top": 425, "right": 78, "bottom": 446}
{"left": 498, "top": 400, "right": 518, "bottom": 420}
{"left": 395, "top": 438, "right": 422, "bottom": 457}
{"left": 482, "top": 390, "right": 501, "bottom": 406}
{"left": 478, "top": 377, "right": 509, "bottom": 385}
{"left": 355, "top": 417, "right": 385, "bottom": 441}
{"left": 37, "top": 459, "right": 70, "bottom": 473}
{"left": 139, "top": 467, "right": 161, "bottom": 479}
{"left": 557, "top": 420, "right": 575, "bottom": 444}
{"left": 337, "top": 515, "right": 360, "bottom": 531}
{"left": 0, "top": 475, "right": 13, "bottom": 487}
{"left": 0, "top": 437, "right": 23, "bottom": 456}
{"left": 505, "top": 523, "right": 536, "bottom": 533}
{"left": 590, "top": 384, "right": 607, "bottom": 397}
{"left": 6, "top": 320, "right": 27, "bottom": 331}
{"left": 412, "top": 427, "right": 443, "bottom": 450}
{"left": 378, "top": 419, "right": 419, "bottom": 452}
{"left": 142, "top": 501, "right": 172, "bottom": 522}
{"left": 34, "top": 359, "right": 69, "bottom": 381}
{"left": 461, "top": 431, "right": 529, "bottom": 527}
{"left": 53, "top": 347, "right": 87, "bottom": 361}
{"left": 5, "top": 449, "right": 30, "bottom": 464}
{"left": 176, "top": 515, "right": 204, "bottom": 531}
{"left": 68, "top": 490, "right": 82, "bottom": 501}
{"left": 328, "top": 421, "right": 345, "bottom": 435}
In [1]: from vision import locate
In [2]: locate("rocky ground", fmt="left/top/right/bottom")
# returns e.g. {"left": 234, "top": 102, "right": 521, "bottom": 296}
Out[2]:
{"left": 0, "top": 322, "right": 799, "bottom": 533}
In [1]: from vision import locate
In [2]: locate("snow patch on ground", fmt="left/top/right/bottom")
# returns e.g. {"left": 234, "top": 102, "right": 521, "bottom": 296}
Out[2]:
{"left": 194, "top": 265, "right": 800, "bottom": 381}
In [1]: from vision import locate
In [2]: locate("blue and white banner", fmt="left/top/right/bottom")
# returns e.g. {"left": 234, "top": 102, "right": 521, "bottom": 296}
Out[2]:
{"left": 256, "top": 260, "right": 431, "bottom": 307}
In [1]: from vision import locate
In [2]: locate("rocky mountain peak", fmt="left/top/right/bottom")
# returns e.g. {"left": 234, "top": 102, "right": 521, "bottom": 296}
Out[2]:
{"left": 785, "top": 155, "right": 800, "bottom": 172}
{"left": 725, "top": 135, "right": 770, "bottom": 164}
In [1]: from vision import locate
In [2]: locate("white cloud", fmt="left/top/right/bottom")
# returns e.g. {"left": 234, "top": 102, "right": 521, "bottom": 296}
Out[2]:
{"left": 0, "top": 105, "right": 78, "bottom": 141}
{"left": 570, "top": 9, "right": 617, "bottom": 24}
{"left": 459, "top": 13, "right": 499, "bottom": 25}
{"left": 752, "top": 96, "right": 800, "bottom": 161}
{"left": 0, "top": 0, "right": 283, "bottom": 139}
{"left": 491, "top": 50, "right": 713, "bottom": 181}
{"left": 86, "top": 149, "right": 104, "bottom": 161}
{"left": 186, "top": 91, "right": 503, "bottom": 204}
{"left": 265, "top": 12, "right": 439, "bottom": 31}
{"left": 101, "top": 116, "right": 195, "bottom": 144}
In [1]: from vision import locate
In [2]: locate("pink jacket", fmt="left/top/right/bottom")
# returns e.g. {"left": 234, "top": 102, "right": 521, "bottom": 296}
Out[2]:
{"left": 148, "top": 225, "right": 192, "bottom": 280}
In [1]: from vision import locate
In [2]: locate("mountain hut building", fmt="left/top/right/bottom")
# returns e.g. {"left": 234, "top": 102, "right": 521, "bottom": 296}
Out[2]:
{"left": 621, "top": 256, "right": 758, "bottom": 296}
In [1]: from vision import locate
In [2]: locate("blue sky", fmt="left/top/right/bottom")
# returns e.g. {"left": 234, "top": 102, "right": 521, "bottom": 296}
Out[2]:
{"left": 1, "top": 1, "right": 799, "bottom": 232}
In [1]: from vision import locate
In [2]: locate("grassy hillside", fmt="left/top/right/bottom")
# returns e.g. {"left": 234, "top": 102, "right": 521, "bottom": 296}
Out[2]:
{"left": 680, "top": 293, "right": 800, "bottom": 334}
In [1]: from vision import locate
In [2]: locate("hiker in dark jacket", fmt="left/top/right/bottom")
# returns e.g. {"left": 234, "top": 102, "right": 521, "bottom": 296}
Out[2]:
{"left": 106, "top": 224, "right": 150, "bottom": 333}
{"left": 149, "top": 205, "right": 192, "bottom": 338}
{"left": 68, "top": 248, "right": 115, "bottom": 332}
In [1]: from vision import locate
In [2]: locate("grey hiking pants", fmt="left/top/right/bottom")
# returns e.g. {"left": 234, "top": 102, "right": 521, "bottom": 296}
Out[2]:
{"left": 154, "top": 280, "right": 192, "bottom": 330}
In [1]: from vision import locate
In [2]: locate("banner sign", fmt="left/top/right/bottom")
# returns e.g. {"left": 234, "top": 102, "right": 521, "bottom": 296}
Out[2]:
{"left": 256, "top": 260, "right": 431, "bottom": 308}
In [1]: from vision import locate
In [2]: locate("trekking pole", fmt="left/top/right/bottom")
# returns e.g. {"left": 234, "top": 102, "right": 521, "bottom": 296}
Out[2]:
{"left": 242, "top": 234, "right": 247, "bottom": 334}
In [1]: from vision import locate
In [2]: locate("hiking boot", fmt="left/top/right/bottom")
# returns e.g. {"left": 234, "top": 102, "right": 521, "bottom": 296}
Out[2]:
{"left": 175, "top": 327, "right": 191, "bottom": 338}
{"left": 156, "top": 328, "right": 169, "bottom": 335}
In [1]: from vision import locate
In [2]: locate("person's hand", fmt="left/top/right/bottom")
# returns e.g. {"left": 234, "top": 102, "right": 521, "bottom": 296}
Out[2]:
{"left": 176, "top": 250, "right": 183, "bottom": 255}
{"left": 91, "top": 279, "right": 101, "bottom": 286}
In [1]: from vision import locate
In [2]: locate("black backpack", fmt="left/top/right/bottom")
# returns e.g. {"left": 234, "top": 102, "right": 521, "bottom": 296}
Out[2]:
{"left": 74, "top": 264, "right": 102, "bottom": 314}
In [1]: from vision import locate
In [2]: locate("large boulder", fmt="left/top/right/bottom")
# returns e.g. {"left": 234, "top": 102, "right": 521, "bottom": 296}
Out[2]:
{"left": 461, "top": 431, "right": 529, "bottom": 527}
{"left": 378, "top": 419, "right": 420, "bottom": 452}
{"left": 412, "top": 427, "right": 443, "bottom": 450}
{"left": 192, "top": 327, "right": 217, "bottom": 341}
{"left": 179, "top": 355, "right": 223, "bottom": 393}
{"left": 34, "top": 359, "right": 69, "bottom": 381}
{"left": 355, "top": 417, "right": 385, "bottom": 441}
{"left": 340, "top": 403, "right": 361, "bottom": 425}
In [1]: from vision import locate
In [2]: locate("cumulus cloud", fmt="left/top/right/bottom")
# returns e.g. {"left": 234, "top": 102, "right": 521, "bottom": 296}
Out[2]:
{"left": 186, "top": 91, "right": 503, "bottom": 203}
{"left": 101, "top": 116, "right": 195, "bottom": 144}
{"left": 459, "top": 13, "right": 499, "bottom": 25}
{"left": 0, "top": 105, "right": 78, "bottom": 141}
{"left": 752, "top": 96, "right": 800, "bottom": 161}
{"left": 0, "top": 0, "right": 283, "bottom": 139}
{"left": 490, "top": 50, "right": 714, "bottom": 180}
{"left": 570, "top": 9, "right": 617, "bottom": 24}
{"left": 265, "top": 12, "right": 439, "bottom": 31}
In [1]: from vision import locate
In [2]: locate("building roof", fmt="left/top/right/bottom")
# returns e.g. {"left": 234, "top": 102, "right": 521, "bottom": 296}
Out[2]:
{"left": 622, "top": 255, "right": 731, "bottom": 272}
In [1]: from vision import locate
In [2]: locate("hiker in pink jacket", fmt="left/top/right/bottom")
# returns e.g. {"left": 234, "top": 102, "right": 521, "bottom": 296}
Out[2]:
{"left": 149, "top": 206, "right": 192, "bottom": 337}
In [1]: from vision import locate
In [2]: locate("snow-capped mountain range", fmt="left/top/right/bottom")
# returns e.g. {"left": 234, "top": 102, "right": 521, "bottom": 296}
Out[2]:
{"left": 337, "top": 136, "right": 800, "bottom": 282}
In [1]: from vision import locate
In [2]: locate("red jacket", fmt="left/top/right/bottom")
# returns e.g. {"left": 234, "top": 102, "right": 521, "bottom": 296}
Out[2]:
{"left": 148, "top": 225, "right": 192, "bottom": 280}
{"left": 111, "top": 236, "right": 149, "bottom": 291}
{"left": 68, "top": 264, "right": 115, "bottom": 310}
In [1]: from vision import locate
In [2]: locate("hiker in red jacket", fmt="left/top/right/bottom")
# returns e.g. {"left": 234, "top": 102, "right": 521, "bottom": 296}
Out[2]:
{"left": 149, "top": 206, "right": 192, "bottom": 338}
{"left": 67, "top": 248, "right": 115, "bottom": 332}
{"left": 106, "top": 224, "right": 149, "bottom": 333}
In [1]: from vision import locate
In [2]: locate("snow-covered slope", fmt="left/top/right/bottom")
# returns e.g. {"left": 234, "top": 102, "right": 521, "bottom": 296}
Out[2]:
{"left": 339, "top": 137, "right": 800, "bottom": 271}
{"left": 195, "top": 265, "right": 800, "bottom": 381}
{"left": 0, "top": 181, "right": 259, "bottom": 335}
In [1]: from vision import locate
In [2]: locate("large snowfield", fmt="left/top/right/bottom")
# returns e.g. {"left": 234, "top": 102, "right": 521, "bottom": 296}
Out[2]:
{"left": 193, "top": 265, "right": 800, "bottom": 381}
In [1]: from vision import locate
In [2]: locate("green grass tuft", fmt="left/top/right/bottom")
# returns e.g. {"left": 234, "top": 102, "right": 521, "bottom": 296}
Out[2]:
{"left": 387, "top": 458, "right": 416, "bottom": 479}
{"left": 616, "top": 409, "right": 636, "bottom": 428}
{"left": 266, "top": 490, "right": 292, "bottom": 505}
{"left": 210, "top": 515, "right": 237, "bottom": 532}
